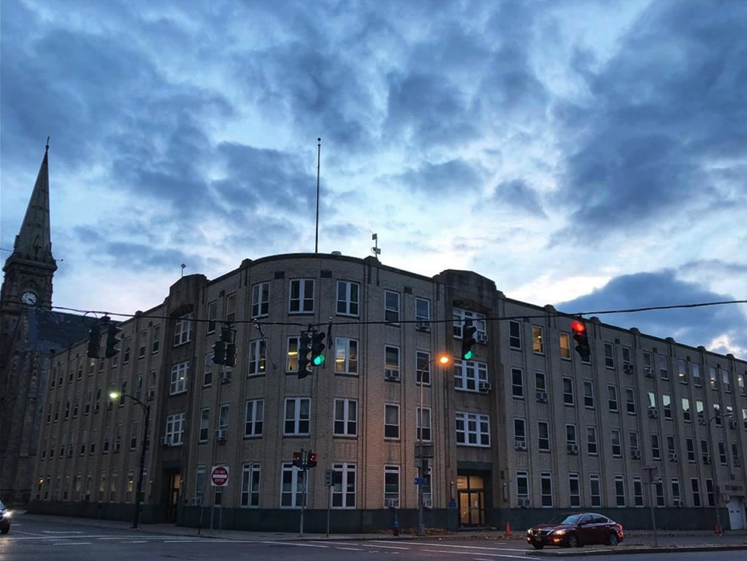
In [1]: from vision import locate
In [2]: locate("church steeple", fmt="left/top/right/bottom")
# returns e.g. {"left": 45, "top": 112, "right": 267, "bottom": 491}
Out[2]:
{"left": 12, "top": 140, "right": 54, "bottom": 264}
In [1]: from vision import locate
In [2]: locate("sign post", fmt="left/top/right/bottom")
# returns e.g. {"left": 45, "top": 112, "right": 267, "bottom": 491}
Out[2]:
{"left": 325, "top": 469, "right": 334, "bottom": 537}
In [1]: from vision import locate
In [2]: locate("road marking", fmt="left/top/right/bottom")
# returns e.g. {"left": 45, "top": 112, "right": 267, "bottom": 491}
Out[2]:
{"left": 335, "top": 546, "right": 364, "bottom": 551}
{"left": 52, "top": 542, "right": 91, "bottom": 545}
{"left": 163, "top": 539, "right": 203, "bottom": 543}
{"left": 6, "top": 534, "right": 110, "bottom": 540}
{"left": 378, "top": 541, "right": 531, "bottom": 553}
{"left": 360, "top": 544, "right": 410, "bottom": 550}
{"left": 43, "top": 530, "right": 83, "bottom": 534}
{"left": 422, "top": 549, "right": 539, "bottom": 560}
{"left": 122, "top": 540, "right": 148, "bottom": 543}
{"left": 261, "top": 540, "right": 329, "bottom": 548}
{"left": 9, "top": 529, "right": 47, "bottom": 536}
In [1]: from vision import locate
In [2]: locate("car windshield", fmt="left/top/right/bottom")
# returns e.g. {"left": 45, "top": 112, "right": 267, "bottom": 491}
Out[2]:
{"left": 0, "top": 500, "right": 5, "bottom": 510}
{"left": 548, "top": 514, "right": 582, "bottom": 525}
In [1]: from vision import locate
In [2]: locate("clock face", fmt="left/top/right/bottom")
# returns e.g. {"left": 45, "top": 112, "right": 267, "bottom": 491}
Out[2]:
{"left": 21, "top": 291, "right": 37, "bottom": 306}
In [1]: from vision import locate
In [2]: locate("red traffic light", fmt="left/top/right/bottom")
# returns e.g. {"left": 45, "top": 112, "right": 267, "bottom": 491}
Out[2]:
{"left": 570, "top": 320, "right": 586, "bottom": 334}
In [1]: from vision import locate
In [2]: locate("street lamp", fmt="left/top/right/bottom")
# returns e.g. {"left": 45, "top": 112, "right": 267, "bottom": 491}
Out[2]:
{"left": 417, "top": 353, "right": 451, "bottom": 537}
{"left": 707, "top": 411, "right": 732, "bottom": 536}
{"left": 109, "top": 391, "right": 151, "bottom": 529}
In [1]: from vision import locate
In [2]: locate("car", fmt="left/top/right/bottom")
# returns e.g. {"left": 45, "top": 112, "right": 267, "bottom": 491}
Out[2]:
{"left": 0, "top": 500, "right": 10, "bottom": 534}
{"left": 526, "top": 512, "right": 624, "bottom": 549}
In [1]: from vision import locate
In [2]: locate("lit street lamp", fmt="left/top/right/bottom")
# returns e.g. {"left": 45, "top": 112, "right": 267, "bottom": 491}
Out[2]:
{"left": 109, "top": 391, "right": 151, "bottom": 529}
{"left": 707, "top": 411, "right": 733, "bottom": 536}
{"left": 417, "top": 353, "right": 451, "bottom": 537}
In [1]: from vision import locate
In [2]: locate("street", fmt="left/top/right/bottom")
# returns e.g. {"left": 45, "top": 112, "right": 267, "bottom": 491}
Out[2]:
{"left": 2, "top": 513, "right": 747, "bottom": 561}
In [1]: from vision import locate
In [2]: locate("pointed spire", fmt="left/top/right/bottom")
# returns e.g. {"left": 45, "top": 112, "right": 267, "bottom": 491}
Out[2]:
{"left": 12, "top": 141, "right": 54, "bottom": 264}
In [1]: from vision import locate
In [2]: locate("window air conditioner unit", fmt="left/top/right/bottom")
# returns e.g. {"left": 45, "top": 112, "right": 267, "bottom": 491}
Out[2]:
{"left": 146, "top": 389, "right": 155, "bottom": 401}
{"left": 478, "top": 381, "right": 492, "bottom": 393}
{"left": 385, "top": 370, "right": 399, "bottom": 381}
{"left": 703, "top": 454, "right": 712, "bottom": 465}
{"left": 630, "top": 448, "right": 641, "bottom": 459}
{"left": 711, "top": 382, "right": 719, "bottom": 390}
{"left": 567, "top": 444, "right": 579, "bottom": 455}
{"left": 219, "top": 371, "right": 231, "bottom": 384}
{"left": 415, "top": 322, "right": 431, "bottom": 332}
{"left": 216, "top": 429, "right": 227, "bottom": 443}
{"left": 476, "top": 333, "right": 488, "bottom": 344}
{"left": 644, "top": 367, "right": 654, "bottom": 377}
{"left": 648, "top": 408, "right": 659, "bottom": 419}
{"left": 668, "top": 452, "right": 678, "bottom": 462}
{"left": 673, "top": 499, "right": 683, "bottom": 507}
{"left": 192, "top": 497, "right": 203, "bottom": 506}
{"left": 161, "top": 436, "right": 173, "bottom": 447}
{"left": 518, "top": 498, "right": 531, "bottom": 508}
{"left": 385, "top": 498, "right": 399, "bottom": 508}
{"left": 623, "top": 364, "right": 634, "bottom": 374}
{"left": 515, "top": 440, "right": 527, "bottom": 451}
{"left": 536, "top": 390, "right": 548, "bottom": 403}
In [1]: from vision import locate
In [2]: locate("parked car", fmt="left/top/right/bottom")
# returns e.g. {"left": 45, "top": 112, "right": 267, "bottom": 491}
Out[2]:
{"left": 0, "top": 500, "right": 10, "bottom": 534}
{"left": 526, "top": 512, "right": 623, "bottom": 549}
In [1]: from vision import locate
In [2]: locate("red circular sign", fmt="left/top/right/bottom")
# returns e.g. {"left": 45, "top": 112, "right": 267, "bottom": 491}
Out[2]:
{"left": 211, "top": 465, "right": 229, "bottom": 487}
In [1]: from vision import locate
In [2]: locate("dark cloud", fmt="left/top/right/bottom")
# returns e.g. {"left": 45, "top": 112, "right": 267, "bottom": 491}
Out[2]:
{"left": 489, "top": 179, "right": 546, "bottom": 217}
{"left": 557, "top": 270, "right": 747, "bottom": 355}
{"left": 554, "top": 0, "right": 747, "bottom": 239}
{"left": 388, "top": 159, "right": 485, "bottom": 195}
{"left": 679, "top": 259, "right": 747, "bottom": 276}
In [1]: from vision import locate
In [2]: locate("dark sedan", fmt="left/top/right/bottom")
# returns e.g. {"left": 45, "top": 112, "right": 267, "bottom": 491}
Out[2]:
{"left": 0, "top": 500, "right": 10, "bottom": 534}
{"left": 526, "top": 512, "right": 624, "bottom": 549}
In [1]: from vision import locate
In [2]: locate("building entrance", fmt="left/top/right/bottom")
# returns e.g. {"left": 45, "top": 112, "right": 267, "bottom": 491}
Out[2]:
{"left": 727, "top": 497, "right": 746, "bottom": 530}
{"left": 457, "top": 473, "right": 486, "bottom": 527}
{"left": 167, "top": 472, "right": 181, "bottom": 522}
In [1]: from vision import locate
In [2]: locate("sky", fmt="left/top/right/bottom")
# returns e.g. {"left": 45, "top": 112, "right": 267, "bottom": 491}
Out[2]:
{"left": 1, "top": 0, "right": 746, "bottom": 357}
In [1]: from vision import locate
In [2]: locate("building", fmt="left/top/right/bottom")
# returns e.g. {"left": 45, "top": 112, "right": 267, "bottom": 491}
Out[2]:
{"left": 28, "top": 249, "right": 747, "bottom": 532}
{"left": 0, "top": 146, "right": 89, "bottom": 505}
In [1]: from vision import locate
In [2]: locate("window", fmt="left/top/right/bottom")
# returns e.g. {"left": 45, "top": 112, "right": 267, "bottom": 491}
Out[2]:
{"left": 284, "top": 398, "right": 310, "bottom": 435}
{"left": 289, "top": 279, "right": 314, "bottom": 313}
{"left": 384, "top": 466, "right": 400, "bottom": 507}
{"left": 696, "top": 400, "right": 705, "bottom": 423}
{"left": 559, "top": 332, "right": 571, "bottom": 359}
{"left": 713, "top": 403, "right": 722, "bottom": 426}
{"left": 535, "top": 371, "right": 547, "bottom": 392}
{"left": 590, "top": 474, "right": 601, "bottom": 507}
{"left": 416, "top": 407, "right": 431, "bottom": 442}
{"left": 563, "top": 377, "right": 574, "bottom": 405}
{"left": 248, "top": 340, "right": 266, "bottom": 376}
{"left": 335, "top": 338, "right": 359, "bottom": 375}
{"left": 384, "top": 346, "right": 400, "bottom": 381}
{"left": 682, "top": 398, "right": 691, "bottom": 422}
{"left": 719, "top": 441, "right": 727, "bottom": 465}
{"left": 206, "top": 300, "right": 217, "bottom": 334}
{"left": 733, "top": 444, "right": 740, "bottom": 467}
{"left": 662, "top": 394, "right": 672, "bottom": 420}
{"left": 286, "top": 336, "right": 299, "bottom": 372}
{"left": 199, "top": 409, "right": 210, "bottom": 442}
{"left": 193, "top": 466, "right": 206, "bottom": 505}
{"left": 456, "top": 412, "right": 490, "bottom": 447}
{"left": 583, "top": 380, "right": 594, "bottom": 408}
{"left": 511, "top": 368, "right": 524, "bottom": 398}
{"left": 252, "top": 282, "right": 270, "bottom": 318}
{"left": 569, "top": 474, "right": 581, "bottom": 507}
{"left": 692, "top": 362, "right": 702, "bottom": 387}
{"left": 701, "top": 439, "right": 710, "bottom": 462}
{"left": 165, "top": 413, "right": 185, "bottom": 445}
{"left": 686, "top": 438, "right": 695, "bottom": 462}
{"left": 331, "top": 463, "right": 356, "bottom": 508}
{"left": 280, "top": 463, "right": 306, "bottom": 508}
{"left": 611, "top": 429, "right": 622, "bottom": 457}
{"left": 170, "top": 361, "right": 189, "bottom": 395}
{"left": 514, "top": 418, "right": 526, "bottom": 446}
{"left": 129, "top": 421, "right": 138, "bottom": 450}
{"left": 677, "top": 359, "right": 687, "bottom": 384}
{"left": 706, "top": 479, "right": 715, "bottom": 506}
{"left": 384, "top": 290, "right": 400, "bottom": 324}
{"left": 743, "top": 408, "right": 747, "bottom": 429}
{"left": 454, "top": 359, "right": 488, "bottom": 392}
{"left": 651, "top": 434, "right": 661, "bottom": 460}
{"left": 625, "top": 387, "right": 636, "bottom": 414}
{"left": 634, "top": 477, "right": 644, "bottom": 507}
{"left": 225, "top": 292, "right": 236, "bottom": 323}
{"left": 385, "top": 404, "right": 400, "bottom": 439}
{"left": 667, "top": 435, "right": 676, "bottom": 457}
{"left": 604, "top": 342, "right": 615, "bottom": 369}
{"left": 643, "top": 351, "right": 652, "bottom": 373}
{"left": 566, "top": 424, "right": 578, "bottom": 447}
{"left": 336, "top": 281, "right": 359, "bottom": 316}
{"left": 622, "top": 346, "right": 632, "bottom": 368}
{"left": 721, "top": 368, "right": 731, "bottom": 392}
{"left": 415, "top": 297, "right": 430, "bottom": 329}
{"left": 538, "top": 421, "right": 550, "bottom": 451}
{"left": 655, "top": 480, "right": 664, "bottom": 507}
{"left": 334, "top": 399, "right": 358, "bottom": 437}
{"left": 709, "top": 366, "right": 718, "bottom": 389}
{"left": 671, "top": 478, "right": 681, "bottom": 505}
{"left": 608, "top": 385, "right": 619, "bottom": 412}
{"left": 73, "top": 394, "right": 80, "bottom": 417}
{"left": 615, "top": 476, "right": 626, "bottom": 507}
{"left": 203, "top": 353, "right": 213, "bottom": 386}
{"left": 690, "top": 478, "right": 701, "bottom": 507}
{"left": 532, "top": 326, "right": 544, "bottom": 354}
{"left": 540, "top": 472, "right": 552, "bottom": 507}
{"left": 516, "top": 471, "right": 529, "bottom": 501}
{"left": 658, "top": 354, "right": 668, "bottom": 379}
{"left": 738, "top": 373, "right": 745, "bottom": 395}
{"left": 586, "top": 426, "right": 598, "bottom": 455}
{"left": 245, "top": 399, "right": 264, "bottom": 437}
{"left": 416, "top": 351, "right": 430, "bottom": 385}
{"left": 453, "top": 308, "right": 487, "bottom": 340}
{"left": 509, "top": 320, "right": 521, "bottom": 349}
{"left": 173, "top": 314, "right": 192, "bottom": 346}
{"left": 241, "top": 464, "right": 261, "bottom": 507}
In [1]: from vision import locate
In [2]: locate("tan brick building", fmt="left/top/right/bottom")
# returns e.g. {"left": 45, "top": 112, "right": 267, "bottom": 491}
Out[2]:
{"left": 29, "top": 254, "right": 747, "bottom": 532}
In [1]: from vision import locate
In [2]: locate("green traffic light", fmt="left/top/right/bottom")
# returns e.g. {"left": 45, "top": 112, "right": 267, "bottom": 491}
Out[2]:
{"left": 313, "top": 354, "right": 325, "bottom": 366}
{"left": 463, "top": 350, "right": 473, "bottom": 360}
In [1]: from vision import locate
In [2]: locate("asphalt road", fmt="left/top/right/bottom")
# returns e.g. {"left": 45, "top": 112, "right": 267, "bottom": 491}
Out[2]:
{"left": 2, "top": 513, "right": 747, "bottom": 561}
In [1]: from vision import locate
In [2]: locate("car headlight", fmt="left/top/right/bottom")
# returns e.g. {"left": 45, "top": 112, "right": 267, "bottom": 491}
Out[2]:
{"left": 552, "top": 529, "right": 566, "bottom": 536}
{"left": 1, "top": 511, "right": 10, "bottom": 519}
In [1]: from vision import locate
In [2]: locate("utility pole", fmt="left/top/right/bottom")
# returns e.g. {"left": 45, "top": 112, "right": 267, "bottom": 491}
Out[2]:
{"left": 642, "top": 465, "right": 658, "bottom": 547}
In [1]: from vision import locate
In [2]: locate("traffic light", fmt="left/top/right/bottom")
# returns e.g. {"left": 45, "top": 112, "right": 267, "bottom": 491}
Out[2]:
{"left": 298, "top": 330, "right": 313, "bottom": 378}
{"left": 225, "top": 342, "right": 237, "bottom": 368}
{"left": 307, "top": 451, "right": 318, "bottom": 468}
{"left": 87, "top": 324, "right": 101, "bottom": 359}
{"left": 311, "top": 332, "right": 326, "bottom": 366}
{"left": 461, "top": 320, "right": 477, "bottom": 360}
{"left": 105, "top": 321, "right": 122, "bottom": 358}
{"left": 221, "top": 326, "right": 237, "bottom": 367}
{"left": 212, "top": 339, "right": 227, "bottom": 365}
{"left": 292, "top": 451, "right": 303, "bottom": 468}
{"left": 571, "top": 319, "right": 591, "bottom": 361}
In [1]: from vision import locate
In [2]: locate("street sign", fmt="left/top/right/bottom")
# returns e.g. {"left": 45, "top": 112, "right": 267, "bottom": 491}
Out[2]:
{"left": 211, "top": 465, "right": 229, "bottom": 487}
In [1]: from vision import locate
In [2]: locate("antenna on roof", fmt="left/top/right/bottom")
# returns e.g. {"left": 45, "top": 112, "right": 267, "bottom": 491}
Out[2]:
{"left": 371, "top": 233, "right": 381, "bottom": 258}
{"left": 181, "top": 263, "right": 186, "bottom": 278}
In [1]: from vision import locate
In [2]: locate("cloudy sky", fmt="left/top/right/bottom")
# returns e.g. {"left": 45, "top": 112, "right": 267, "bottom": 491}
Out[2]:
{"left": 1, "top": 0, "right": 746, "bottom": 356}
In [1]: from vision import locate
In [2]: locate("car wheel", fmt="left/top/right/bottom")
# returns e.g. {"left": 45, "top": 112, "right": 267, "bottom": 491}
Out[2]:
{"left": 1, "top": 527, "right": 9, "bottom": 535}
{"left": 608, "top": 533, "right": 619, "bottom": 546}
{"left": 531, "top": 543, "right": 544, "bottom": 550}
{"left": 567, "top": 534, "right": 578, "bottom": 548}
